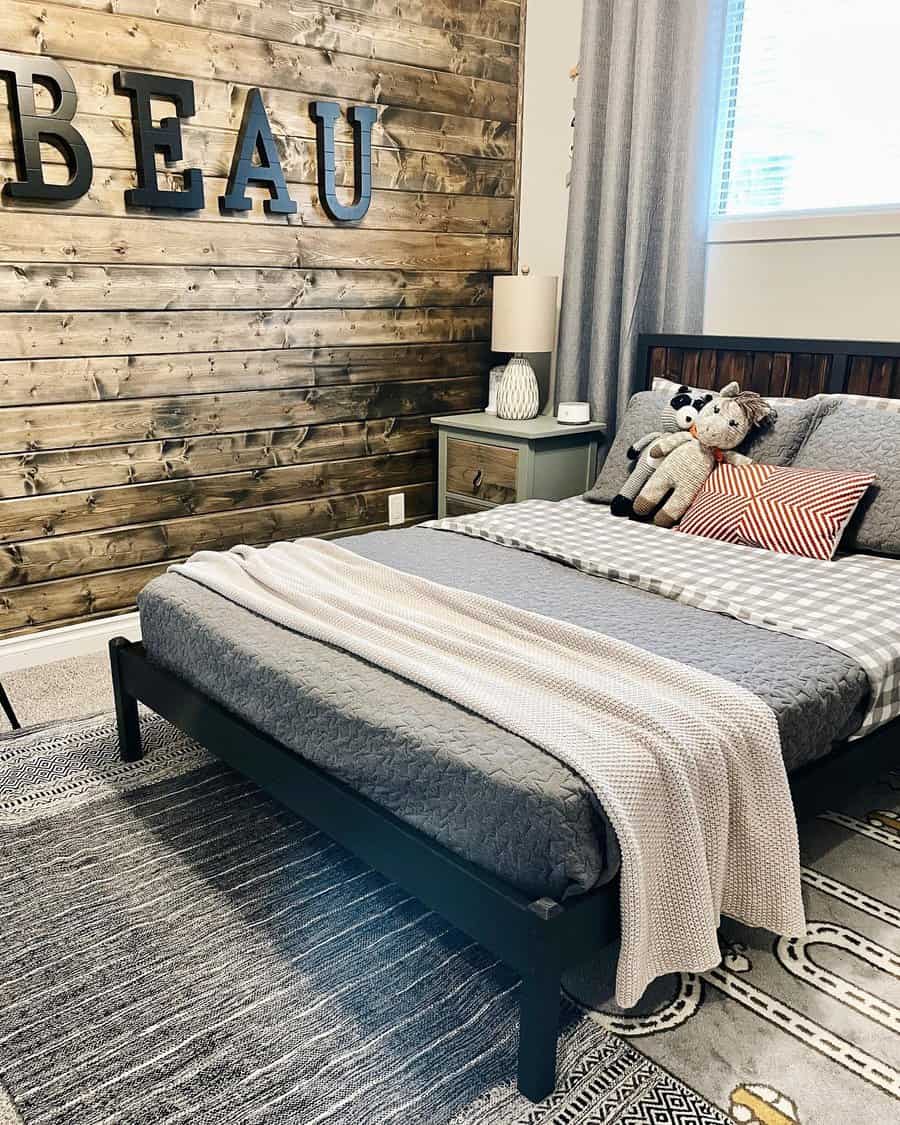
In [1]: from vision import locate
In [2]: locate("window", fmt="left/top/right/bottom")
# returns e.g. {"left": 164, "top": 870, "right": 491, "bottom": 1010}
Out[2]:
{"left": 711, "top": 0, "right": 900, "bottom": 220}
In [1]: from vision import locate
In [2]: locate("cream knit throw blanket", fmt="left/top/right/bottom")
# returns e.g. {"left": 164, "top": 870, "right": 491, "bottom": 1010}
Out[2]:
{"left": 172, "top": 539, "right": 806, "bottom": 1007}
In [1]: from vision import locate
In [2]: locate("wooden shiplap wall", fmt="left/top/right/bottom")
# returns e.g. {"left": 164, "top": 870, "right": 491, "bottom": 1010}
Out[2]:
{"left": 0, "top": 0, "right": 520, "bottom": 637}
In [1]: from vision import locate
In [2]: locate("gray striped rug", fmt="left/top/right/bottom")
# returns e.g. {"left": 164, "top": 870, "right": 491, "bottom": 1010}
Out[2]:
{"left": 0, "top": 713, "right": 726, "bottom": 1125}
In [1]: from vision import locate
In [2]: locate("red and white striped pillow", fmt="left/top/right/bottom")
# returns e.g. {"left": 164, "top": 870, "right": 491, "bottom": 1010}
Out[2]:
{"left": 679, "top": 463, "right": 876, "bottom": 561}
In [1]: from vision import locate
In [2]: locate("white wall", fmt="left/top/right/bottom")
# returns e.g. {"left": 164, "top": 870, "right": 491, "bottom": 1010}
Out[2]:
{"left": 704, "top": 229, "right": 900, "bottom": 341}
{"left": 516, "top": 0, "right": 583, "bottom": 405}
{"left": 517, "top": 0, "right": 582, "bottom": 282}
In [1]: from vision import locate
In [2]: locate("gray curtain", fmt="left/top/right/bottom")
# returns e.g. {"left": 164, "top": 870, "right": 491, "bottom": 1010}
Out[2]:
{"left": 556, "top": 0, "right": 726, "bottom": 427}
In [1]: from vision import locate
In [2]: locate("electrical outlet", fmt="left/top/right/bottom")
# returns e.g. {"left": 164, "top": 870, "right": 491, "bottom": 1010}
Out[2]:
{"left": 388, "top": 492, "right": 405, "bottom": 526}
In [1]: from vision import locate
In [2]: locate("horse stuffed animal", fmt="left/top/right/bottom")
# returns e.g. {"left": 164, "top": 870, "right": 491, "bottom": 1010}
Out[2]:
{"left": 631, "top": 385, "right": 775, "bottom": 528}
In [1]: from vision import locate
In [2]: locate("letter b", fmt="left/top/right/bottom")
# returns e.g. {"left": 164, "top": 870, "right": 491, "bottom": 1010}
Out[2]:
{"left": 0, "top": 52, "right": 93, "bottom": 202}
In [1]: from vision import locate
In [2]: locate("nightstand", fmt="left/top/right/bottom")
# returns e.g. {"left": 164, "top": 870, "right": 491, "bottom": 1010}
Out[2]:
{"left": 431, "top": 412, "right": 605, "bottom": 518}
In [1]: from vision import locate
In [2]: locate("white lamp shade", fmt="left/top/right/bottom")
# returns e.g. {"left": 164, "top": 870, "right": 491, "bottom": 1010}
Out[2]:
{"left": 491, "top": 274, "right": 558, "bottom": 354}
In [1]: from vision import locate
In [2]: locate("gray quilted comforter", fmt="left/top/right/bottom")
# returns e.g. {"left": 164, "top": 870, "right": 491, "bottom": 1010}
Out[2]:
{"left": 138, "top": 525, "right": 869, "bottom": 901}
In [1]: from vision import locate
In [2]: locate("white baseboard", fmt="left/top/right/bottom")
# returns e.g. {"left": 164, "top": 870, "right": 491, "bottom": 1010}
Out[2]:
{"left": 0, "top": 613, "right": 142, "bottom": 676}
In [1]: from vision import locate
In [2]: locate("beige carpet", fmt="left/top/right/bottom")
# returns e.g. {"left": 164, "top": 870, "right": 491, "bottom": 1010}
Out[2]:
{"left": 0, "top": 652, "right": 113, "bottom": 733}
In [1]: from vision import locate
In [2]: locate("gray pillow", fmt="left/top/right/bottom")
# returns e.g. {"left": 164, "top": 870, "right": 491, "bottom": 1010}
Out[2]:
{"left": 793, "top": 399, "right": 900, "bottom": 555}
{"left": 585, "top": 389, "right": 818, "bottom": 505}
{"left": 585, "top": 390, "right": 670, "bottom": 503}
{"left": 738, "top": 397, "right": 820, "bottom": 465}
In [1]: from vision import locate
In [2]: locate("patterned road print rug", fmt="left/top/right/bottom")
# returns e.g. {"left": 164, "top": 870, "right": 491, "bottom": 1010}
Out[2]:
{"left": 565, "top": 768, "right": 900, "bottom": 1125}
{"left": 0, "top": 714, "right": 724, "bottom": 1125}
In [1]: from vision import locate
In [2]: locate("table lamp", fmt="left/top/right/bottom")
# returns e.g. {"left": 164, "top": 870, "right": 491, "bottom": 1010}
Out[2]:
{"left": 491, "top": 272, "right": 558, "bottom": 420}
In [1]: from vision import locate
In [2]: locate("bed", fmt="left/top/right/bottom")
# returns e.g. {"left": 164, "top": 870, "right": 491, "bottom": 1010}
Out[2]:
{"left": 109, "top": 333, "right": 900, "bottom": 1102}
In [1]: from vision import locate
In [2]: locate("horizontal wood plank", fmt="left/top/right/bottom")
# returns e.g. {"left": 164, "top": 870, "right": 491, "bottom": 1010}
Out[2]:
{"left": 0, "top": 448, "right": 433, "bottom": 543}
{"left": 0, "top": 560, "right": 171, "bottom": 634}
{"left": 0, "top": 60, "right": 516, "bottom": 162}
{"left": 0, "top": 116, "right": 515, "bottom": 198}
{"left": 1, "top": 375, "right": 484, "bottom": 451}
{"left": 0, "top": 416, "right": 435, "bottom": 498}
{"left": 293, "top": 0, "right": 521, "bottom": 45}
{"left": 50, "top": 0, "right": 519, "bottom": 83}
{"left": 0, "top": 482, "right": 435, "bottom": 634}
{"left": 0, "top": 164, "right": 514, "bottom": 235}
{"left": 0, "top": 341, "right": 491, "bottom": 405}
{"left": 1, "top": 2, "right": 518, "bottom": 121}
{"left": 0, "top": 479, "right": 436, "bottom": 585}
{"left": 0, "top": 266, "right": 493, "bottom": 314}
{"left": 0, "top": 306, "right": 490, "bottom": 361}
{"left": 0, "top": 214, "right": 511, "bottom": 270}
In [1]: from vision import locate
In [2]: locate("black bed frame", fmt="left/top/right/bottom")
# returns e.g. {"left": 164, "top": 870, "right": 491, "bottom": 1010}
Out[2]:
{"left": 108, "top": 332, "right": 900, "bottom": 1102}
{"left": 0, "top": 680, "right": 20, "bottom": 730}
{"left": 108, "top": 637, "right": 619, "bottom": 1101}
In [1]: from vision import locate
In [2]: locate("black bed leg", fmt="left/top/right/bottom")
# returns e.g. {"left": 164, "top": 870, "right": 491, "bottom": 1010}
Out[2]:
{"left": 516, "top": 959, "right": 561, "bottom": 1103}
{"left": 0, "top": 680, "right": 20, "bottom": 731}
{"left": 109, "top": 638, "right": 142, "bottom": 761}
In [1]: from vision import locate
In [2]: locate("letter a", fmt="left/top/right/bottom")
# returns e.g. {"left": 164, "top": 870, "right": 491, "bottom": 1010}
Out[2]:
{"left": 219, "top": 88, "right": 297, "bottom": 215}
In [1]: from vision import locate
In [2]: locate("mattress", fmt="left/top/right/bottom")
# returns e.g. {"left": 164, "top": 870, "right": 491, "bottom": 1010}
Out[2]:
{"left": 138, "top": 525, "right": 869, "bottom": 901}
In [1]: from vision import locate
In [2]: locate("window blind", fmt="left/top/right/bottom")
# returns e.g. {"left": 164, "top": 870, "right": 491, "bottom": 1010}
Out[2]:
{"left": 711, "top": 0, "right": 900, "bottom": 218}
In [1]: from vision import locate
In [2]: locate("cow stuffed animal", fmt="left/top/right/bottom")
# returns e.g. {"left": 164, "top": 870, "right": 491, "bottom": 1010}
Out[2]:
{"left": 610, "top": 383, "right": 727, "bottom": 517}
{"left": 631, "top": 384, "right": 775, "bottom": 528}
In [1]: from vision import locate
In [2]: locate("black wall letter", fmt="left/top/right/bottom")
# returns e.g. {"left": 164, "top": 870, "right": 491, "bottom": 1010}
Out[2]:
{"left": 114, "top": 71, "right": 204, "bottom": 211}
{"left": 219, "top": 89, "right": 296, "bottom": 215}
{"left": 309, "top": 101, "right": 376, "bottom": 222}
{"left": 0, "top": 52, "right": 93, "bottom": 202}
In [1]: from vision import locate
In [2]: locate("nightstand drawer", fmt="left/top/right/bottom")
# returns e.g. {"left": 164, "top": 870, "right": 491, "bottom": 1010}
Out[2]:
{"left": 446, "top": 438, "right": 518, "bottom": 504}
{"left": 444, "top": 495, "right": 494, "bottom": 517}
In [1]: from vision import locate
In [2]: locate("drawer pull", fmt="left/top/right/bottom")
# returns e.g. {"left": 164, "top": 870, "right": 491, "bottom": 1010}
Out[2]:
{"left": 472, "top": 468, "right": 483, "bottom": 493}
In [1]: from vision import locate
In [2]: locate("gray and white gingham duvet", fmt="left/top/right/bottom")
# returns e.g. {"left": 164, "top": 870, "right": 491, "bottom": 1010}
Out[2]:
{"left": 426, "top": 499, "right": 900, "bottom": 737}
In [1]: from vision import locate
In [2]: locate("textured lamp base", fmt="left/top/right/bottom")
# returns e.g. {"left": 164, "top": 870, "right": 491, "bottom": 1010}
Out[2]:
{"left": 496, "top": 354, "right": 540, "bottom": 420}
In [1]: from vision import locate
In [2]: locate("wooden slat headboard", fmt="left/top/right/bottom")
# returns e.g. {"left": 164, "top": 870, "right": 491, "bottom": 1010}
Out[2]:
{"left": 637, "top": 334, "right": 900, "bottom": 401}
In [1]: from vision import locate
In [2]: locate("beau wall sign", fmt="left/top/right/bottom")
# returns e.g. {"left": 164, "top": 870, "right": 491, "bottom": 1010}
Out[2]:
{"left": 0, "top": 52, "right": 377, "bottom": 221}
